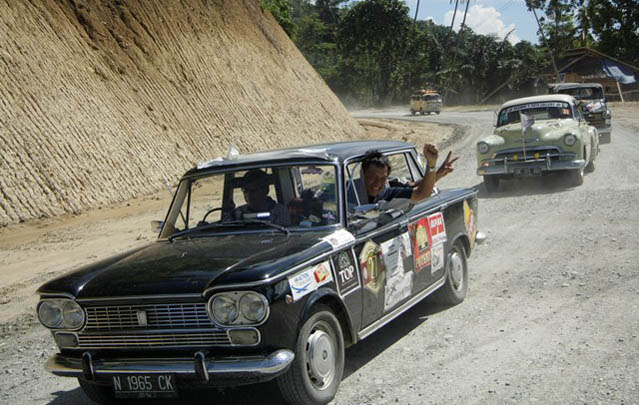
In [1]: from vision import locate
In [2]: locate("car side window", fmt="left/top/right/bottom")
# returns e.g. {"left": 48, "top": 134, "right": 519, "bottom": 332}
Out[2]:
{"left": 345, "top": 152, "right": 415, "bottom": 208}
{"left": 346, "top": 152, "right": 415, "bottom": 235}
{"left": 387, "top": 153, "right": 414, "bottom": 185}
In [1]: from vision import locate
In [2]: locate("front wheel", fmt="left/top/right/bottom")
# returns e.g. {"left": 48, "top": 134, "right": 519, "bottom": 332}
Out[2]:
{"left": 277, "top": 305, "right": 345, "bottom": 405}
{"left": 567, "top": 167, "right": 584, "bottom": 187}
{"left": 432, "top": 241, "right": 468, "bottom": 305}
{"left": 483, "top": 175, "right": 500, "bottom": 193}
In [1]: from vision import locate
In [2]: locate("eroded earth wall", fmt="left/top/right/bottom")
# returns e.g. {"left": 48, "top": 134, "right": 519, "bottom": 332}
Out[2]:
{"left": 0, "top": 0, "right": 363, "bottom": 226}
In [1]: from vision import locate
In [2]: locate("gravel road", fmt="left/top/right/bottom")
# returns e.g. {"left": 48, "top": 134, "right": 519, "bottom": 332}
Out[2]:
{"left": 1, "top": 105, "right": 638, "bottom": 404}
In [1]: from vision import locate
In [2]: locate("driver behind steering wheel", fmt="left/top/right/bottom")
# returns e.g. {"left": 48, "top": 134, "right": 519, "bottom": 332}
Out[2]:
{"left": 233, "top": 169, "right": 290, "bottom": 226}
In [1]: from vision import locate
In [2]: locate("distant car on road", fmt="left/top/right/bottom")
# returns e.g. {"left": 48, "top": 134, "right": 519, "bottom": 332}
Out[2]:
{"left": 476, "top": 94, "right": 599, "bottom": 192}
{"left": 410, "top": 89, "right": 442, "bottom": 115}
{"left": 548, "top": 82, "right": 612, "bottom": 143}
{"left": 36, "top": 141, "right": 478, "bottom": 405}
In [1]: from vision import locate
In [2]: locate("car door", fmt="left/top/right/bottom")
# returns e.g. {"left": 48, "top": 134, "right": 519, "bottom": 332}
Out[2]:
{"left": 402, "top": 149, "right": 449, "bottom": 293}
{"left": 345, "top": 151, "right": 417, "bottom": 329}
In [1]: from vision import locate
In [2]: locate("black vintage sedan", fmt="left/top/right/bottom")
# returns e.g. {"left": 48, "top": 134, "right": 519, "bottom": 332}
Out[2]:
{"left": 36, "top": 141, "right": 479, "bottom": 404}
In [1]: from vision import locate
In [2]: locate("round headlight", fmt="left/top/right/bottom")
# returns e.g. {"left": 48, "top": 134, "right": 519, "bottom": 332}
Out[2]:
{"left": 477, "top": 142, "right": 489, "bottom": 154}
{"left": 564, "top": 134, "right": 577, "bottom": 146}
{"left": 239, "top": 293, "right": 267, "bottom": 323}
{"left": 61, "top": 300, "right": 85, "bottom": 329}
{"left": 212, "top": 295, "right": 238, "bottom": 324}
{"left": 38, "top": 300, "right": 63, "bottom": 328}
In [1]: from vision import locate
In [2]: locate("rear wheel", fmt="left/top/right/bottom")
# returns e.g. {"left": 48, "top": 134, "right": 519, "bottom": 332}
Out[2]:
{"left": 277, "top": 305, "right": 344, "bottom": 405}
{"left": 483, "top": 175, "right": 500, "bottom": 193}
{"left": 78, "top": 378, "right": 116, "bottom": 404}
{"left": 410, "top": 110, "right": 415, "bottom": 116}
{"left": 433, "top": 241, "right": 468, "bottom": 305}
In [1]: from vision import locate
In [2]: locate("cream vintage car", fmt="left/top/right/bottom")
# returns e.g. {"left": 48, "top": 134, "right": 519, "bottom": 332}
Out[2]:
{"left": 476, "top": 94, "right": 599, "bottom": 192}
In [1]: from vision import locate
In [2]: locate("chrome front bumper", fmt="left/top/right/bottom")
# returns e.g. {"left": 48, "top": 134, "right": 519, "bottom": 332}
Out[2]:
{"left": 46, "top": 349, "right": 294, "bottom": 384}
{"left": 477, "top": 156, "right": 586, "bottom": 176}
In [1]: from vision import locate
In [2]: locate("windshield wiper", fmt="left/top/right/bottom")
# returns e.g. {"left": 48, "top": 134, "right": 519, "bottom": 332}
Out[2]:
{"left": 168, "top": 219, "right": 289, "bottom": 241}
{"left": 224, "top": 219, "right": 290, "bottom": 237}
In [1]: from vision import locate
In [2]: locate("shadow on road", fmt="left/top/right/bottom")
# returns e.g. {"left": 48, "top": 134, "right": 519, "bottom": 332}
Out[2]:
{"left": 342, "top": 298, "right": 449, "bottom": 379}
{"left": 45, "top": 300, "right": 451, "bottom": 405}
{"left": 473, "top": 171, "right": 590, "bottom": 199}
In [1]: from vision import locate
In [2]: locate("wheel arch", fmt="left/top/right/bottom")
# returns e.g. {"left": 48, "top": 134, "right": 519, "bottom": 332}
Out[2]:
{"left": 300, "top": 289, "right": 356, "bottom": 348}
{"left": 448, "top": 232, "right": 470, "bottom": 258}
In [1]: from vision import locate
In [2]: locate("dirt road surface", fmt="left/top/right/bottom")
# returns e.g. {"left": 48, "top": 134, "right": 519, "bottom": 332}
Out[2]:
{"left": 1, "top": 104, "right": 638, "bottom": 404}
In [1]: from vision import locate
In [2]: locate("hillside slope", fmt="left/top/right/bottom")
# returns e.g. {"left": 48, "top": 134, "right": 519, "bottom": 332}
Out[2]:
{"left": 0, "top": 0, "right": 363, "bottom": 226}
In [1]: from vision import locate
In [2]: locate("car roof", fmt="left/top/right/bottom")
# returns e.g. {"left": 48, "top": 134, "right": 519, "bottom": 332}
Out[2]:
{"left": 185, "top": 140, "right": 414, "bottom": 176}
{"left": 500, "top": 94, "right": 576, "bottom": 110}
{"left": 548, "top": 82, "right": 603, "bottom": 90}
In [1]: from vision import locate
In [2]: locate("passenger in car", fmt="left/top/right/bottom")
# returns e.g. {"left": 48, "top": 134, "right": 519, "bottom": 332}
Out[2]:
{"left": 358, "top": 144, "right": 456, "bottom": 204}
{"left": 234, "top": 169, "right": 290, "bottom": 226}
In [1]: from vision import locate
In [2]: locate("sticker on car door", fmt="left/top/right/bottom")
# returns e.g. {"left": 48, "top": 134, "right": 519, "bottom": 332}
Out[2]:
{"left": 381, "top": 232, "right": 413, "bottom": 311}
{"left": 359, "top": 240, "right": 385, "bottom": 295}
{"left": 409, "top": 218, "right": 431, "bottom": 272}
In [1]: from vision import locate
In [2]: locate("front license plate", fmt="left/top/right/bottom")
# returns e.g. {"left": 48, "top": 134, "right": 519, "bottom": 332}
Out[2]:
{"left": 514, "top": 167, "right": 542, "bottom": 177}
{"left": 112, "top": 374, "right": 177, "bottom": 398}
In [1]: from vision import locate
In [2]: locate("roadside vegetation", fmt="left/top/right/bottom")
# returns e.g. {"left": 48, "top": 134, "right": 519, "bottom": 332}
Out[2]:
{"left": 260, "top": 0, "right": 639, "bottom": 107}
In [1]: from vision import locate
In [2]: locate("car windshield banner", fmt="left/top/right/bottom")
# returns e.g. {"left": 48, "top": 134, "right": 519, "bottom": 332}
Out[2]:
{"left": 504, "top": 102, "right": 567, "bottom": 113}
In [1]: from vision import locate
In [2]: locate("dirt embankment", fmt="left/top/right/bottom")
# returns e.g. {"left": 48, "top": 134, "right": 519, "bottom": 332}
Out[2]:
{"left": 0, "top": 0, "right": 364, "bottom": 227}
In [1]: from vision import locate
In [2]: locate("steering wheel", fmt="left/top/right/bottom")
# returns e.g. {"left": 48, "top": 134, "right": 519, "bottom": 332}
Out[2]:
{"left": 201, "top": 207, "right": 223, "bottom": 224}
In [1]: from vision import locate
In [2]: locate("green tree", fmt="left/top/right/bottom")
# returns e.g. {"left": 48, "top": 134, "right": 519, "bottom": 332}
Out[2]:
{"left": 526, "top": 0, "right": 579, "bottom": 61}
{"left": 289, "top": 1, "right": 346, "bottom": 93}
{"left": 259, "top": 0, "right": 297, "bottom": 37}
{"left": 587, "top": 0, "right": 639, "bottom": 65}
{"left": 336, "top": 0, "right": 412, "bottom": 105}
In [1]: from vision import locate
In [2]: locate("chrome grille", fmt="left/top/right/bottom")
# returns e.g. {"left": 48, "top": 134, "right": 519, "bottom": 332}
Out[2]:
{"left": 493, "top": 147, "right": 567, "bottom": 165}
{"left": 84, "top": 303, "right": 213, "bottom": 331}
{"left": 77, "top": 331, "right": 231, "bottom": 348}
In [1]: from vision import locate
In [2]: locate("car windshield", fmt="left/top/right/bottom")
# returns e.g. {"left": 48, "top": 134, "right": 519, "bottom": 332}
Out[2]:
{"left": 556, "top": 87, "right": 603, "bottom": 100}
{"left": 497, "top": 101, "right": 573, "bottom": 127}
{"left": 160, "top": 164, "right": 339, "bottom": 239}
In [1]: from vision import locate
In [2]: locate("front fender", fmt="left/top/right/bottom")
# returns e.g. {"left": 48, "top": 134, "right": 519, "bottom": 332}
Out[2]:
{"left": 300, "top": 288, "right": 356, "bottom": 346}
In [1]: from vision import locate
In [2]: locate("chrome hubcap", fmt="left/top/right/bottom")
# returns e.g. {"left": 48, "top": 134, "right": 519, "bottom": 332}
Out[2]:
{"left": 449, "top": 251, "right": 464, "bottom": 291}
{"left": 306, "top": 327, "right": 335, "bottom": 389}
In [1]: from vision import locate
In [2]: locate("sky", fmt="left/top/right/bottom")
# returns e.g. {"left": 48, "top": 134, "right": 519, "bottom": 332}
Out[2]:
{"left": 404, "top": 0, "right": 540, "bottom": 45}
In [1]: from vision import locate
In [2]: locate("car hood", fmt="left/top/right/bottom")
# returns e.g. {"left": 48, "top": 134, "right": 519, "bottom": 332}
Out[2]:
{"left": 494, "top": 120, "right": 576, "bottom": 144}
{"left": 37, "top": 230, "right": 336, "bottom": 298}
